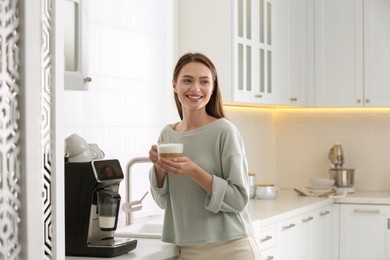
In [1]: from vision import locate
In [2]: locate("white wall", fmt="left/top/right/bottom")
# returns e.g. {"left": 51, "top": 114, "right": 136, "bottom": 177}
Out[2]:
{"left": 63, "top": 0, "right": 178, "bottom": 224}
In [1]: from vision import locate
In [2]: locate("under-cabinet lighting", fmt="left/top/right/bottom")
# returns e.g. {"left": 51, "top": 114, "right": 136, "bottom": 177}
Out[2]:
{"left": 224, "top": 104, "right": 390, "bottom": 114}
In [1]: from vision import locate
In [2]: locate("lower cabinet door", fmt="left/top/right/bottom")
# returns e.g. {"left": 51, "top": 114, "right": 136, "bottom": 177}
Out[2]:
{"left": 339, "top": 204, "right": 390, "bottom": 260}
{"left": 276, "top": 216, "right": 300, "bottom": 260}
{"left": 261, "top": 246, "right": 276, "bottom": 260}
{"left": 311, "top": 205, "right": 333, "bottom": 260}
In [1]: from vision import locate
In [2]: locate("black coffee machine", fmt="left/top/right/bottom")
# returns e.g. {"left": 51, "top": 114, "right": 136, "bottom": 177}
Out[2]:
{"left": 65, "top": 159, "right": 137, "bottom": 257}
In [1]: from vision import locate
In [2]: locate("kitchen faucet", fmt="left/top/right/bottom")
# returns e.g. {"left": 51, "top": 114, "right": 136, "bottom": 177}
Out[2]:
{"left": 124, "top": 157, "right": 152, "bottom": 225}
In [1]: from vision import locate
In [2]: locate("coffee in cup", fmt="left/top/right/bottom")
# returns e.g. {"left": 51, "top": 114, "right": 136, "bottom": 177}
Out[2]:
{"left": 157, "top": 143, "right": 183, "bottom": 159}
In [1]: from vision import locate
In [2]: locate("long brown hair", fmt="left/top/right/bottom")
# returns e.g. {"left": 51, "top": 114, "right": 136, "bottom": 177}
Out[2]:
{"left": 172, "top": 53, "right": 225, "bottom": 120}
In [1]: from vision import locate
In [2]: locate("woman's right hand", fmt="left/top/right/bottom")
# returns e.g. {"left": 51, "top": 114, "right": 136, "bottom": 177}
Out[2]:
{"left": 149, "top": 144, "right": 166, "bottom": 187}
{"left": 149, "top": 144, "right": 159, "bottom": 164}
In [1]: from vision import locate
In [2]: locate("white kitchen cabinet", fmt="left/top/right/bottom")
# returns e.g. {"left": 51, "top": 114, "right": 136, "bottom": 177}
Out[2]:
{"left": 261, "top": 246, "right": 277, "bottom": 260}
{"left": 339, "top": 204, "right": 390, "bottom": 260}
{"left": 178, "top": 0, "right": 307, "bottom": 106}
{"left": 275, "top": 216, "right": 300, "bottom": 259}
{"left": 274, "top": 204, "right": 334, "bottom": 260}
{"left": 255, "top": 222, "right": 276, "bottom": 259}
{"left": 64, "top": 0, "right": 91, "bottom": 91}
{"left": 363, "top": 0, "right": 390, "bottom": 106}
{"left": 314, "top": 0, "right": 390, "bottom": 107}
{"left": 271, "top": 0, "right": 308, "bottom": 107}
{"left": 311, "top": 205, "right": 334, "bottom": 260}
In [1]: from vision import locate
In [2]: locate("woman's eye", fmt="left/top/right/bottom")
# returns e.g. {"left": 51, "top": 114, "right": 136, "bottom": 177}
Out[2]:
{"left": 201, "top": 80, "right": 210, "bottom": 85}
{"left": 182, "top": 79, "right": 191, "bottom": 83}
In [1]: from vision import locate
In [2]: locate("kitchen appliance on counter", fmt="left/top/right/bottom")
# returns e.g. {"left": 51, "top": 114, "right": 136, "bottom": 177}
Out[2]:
{"left": 65, "top": 159, "right": 137, "bottom": 257}
{"left": 64, "top": 133, "right": 105, "bottom": 162}
{"left": 328, "top": 144, "right": 355, "bottom": 193}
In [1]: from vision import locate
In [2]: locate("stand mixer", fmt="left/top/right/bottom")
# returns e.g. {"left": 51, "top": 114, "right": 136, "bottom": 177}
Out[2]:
{"left": 328, "top": 144, "right": 355, "bottom": 193}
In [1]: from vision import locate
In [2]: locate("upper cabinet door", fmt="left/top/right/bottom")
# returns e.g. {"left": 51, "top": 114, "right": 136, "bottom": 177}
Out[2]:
{"left": 234, "top": 0, "right": 308, "bottom": 106}
{"left": 274, "top": 0, "right": 308, "bottom": 106}
{"left": 314, "top": 0, "right": 390, "bottom": 107}
{"left": 233, "top": 0, "right": 276, "bottom": 104}
{"left": 364, "top": 0, "right": 390, "bottom": 107}
{"left": 64, "top": 0, "right": 90, "bottom": 91}
{"left": 314, "top": 0, "right": 364, "bottom": 107}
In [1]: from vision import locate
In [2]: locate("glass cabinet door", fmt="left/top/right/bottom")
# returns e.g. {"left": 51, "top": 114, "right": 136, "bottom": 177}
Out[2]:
{"left": 64, "top": 0, "right": 90, "bottom": 91}
{"left": 234, "top": 0, "right": 273, "bottom": 103}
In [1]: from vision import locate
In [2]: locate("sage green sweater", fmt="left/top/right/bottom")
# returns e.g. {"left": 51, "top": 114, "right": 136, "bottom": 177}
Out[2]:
{"left": 149, "top": 118, "right": 254, "bottom": 246}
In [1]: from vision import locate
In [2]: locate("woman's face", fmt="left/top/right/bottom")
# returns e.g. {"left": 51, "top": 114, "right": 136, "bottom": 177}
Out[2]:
{"left": 173, "top": 62, "right": 214, "bottom": 114}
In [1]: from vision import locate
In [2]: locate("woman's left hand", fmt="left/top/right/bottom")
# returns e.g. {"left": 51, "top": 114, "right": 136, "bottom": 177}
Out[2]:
{"left": 157, "top": 156, "right": 213, "bottom": 195}
{"left": 157, "top": 156, "right": 197, "bottom": 177}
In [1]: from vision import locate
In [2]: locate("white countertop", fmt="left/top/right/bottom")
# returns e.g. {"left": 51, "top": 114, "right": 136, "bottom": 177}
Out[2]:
{"left": 247, "top": 189, "right": 333, "bottom": 226}
{"left": 66, "top": 189, "right": 390, "bottom": 259}
{"left": 66, "top": 238, "right": 179, "bottom": 260}
{"left": 334, "top": 190, "right": 390, "bottom": 205}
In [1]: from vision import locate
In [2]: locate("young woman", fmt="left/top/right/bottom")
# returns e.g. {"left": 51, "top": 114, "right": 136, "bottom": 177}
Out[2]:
{"left": 148, "top": 53, "right": 260, "bottom": 259}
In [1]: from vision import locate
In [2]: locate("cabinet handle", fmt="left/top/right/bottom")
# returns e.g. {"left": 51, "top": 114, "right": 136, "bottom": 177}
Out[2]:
{"left": 365, "top": 99, "right": 370, "bottom": 103}
{"left": 302, "top": 216, "right": 314, "bottom": 222}
{"left": 254, "top": 94, "right": 263, "bottom": 98}
{"left": 265, "top": 257, "right": 274, "bottom": 260}
{"left": 282, "top": 223, "right": 295, "bottom": 230}
{"left": 387, "top": 219, "right": 390, "bottom": 229}
{"left": 353, "top": 209, "right": 380, "bottom": 214}
{"left": 260, "top": 235, "right": 272, "bottom": 243}
{"left": 290, "top": 97, "right": 298, "bottom": 102}
{"left": 319, "top": 210, "right": 330, "bottom": 216}
{"left": 357, "top": 99, "right": 361, "bottom": 103}
{"left": 84, "top": 76, "right": 92, "bottom": 83}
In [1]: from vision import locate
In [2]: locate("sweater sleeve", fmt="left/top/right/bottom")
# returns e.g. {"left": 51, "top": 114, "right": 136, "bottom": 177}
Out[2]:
{"left": 205, "top": 123, "right": 250, "bottom": 213}
{"left": 149, "top": 166, "right": 169, "bottom": 209}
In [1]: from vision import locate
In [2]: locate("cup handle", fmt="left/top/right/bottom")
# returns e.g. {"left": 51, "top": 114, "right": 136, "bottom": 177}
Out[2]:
{"left": 89, "top": 147, "right": 98, "bottom": 159}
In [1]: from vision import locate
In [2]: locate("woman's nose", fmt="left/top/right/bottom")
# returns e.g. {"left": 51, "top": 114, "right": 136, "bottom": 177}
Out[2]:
{"left": 190, "top": 83, "right": 200, "bottom": 93}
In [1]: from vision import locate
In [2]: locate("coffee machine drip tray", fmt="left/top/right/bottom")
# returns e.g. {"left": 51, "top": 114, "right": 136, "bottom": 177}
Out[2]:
{"left": 87, "top": 237, "right": 137, "bottom": 257}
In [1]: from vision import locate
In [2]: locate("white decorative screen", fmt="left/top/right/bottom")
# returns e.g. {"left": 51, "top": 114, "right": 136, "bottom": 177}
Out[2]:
{"left": 41, "top": 0, "right": 53, "bottom": 258}
{"left": 0, "top": 0, "right": 55, "bottom": 258}
{"left": 0, "top": 0, "right": 22, "bottom": 259}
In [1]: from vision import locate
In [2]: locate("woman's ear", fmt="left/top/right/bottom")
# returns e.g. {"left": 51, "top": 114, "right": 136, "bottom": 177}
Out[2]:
{"left": 172, "top": 80, "right": 177, "bottom": 93}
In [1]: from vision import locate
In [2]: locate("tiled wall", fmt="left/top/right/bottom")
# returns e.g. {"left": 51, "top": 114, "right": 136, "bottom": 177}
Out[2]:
{"left": 224, "top": 107, "right": 276, "bottom": 185}
{"left": 274, "top": 108, "right": 390, "bottom": 191}
{"left": 226, "top": 107, "right": 390, "bottom": 192}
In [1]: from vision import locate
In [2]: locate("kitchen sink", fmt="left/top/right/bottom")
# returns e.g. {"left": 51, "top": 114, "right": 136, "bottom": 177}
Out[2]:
{"left": 115, "top": 221, "right": 163, "bottom": 239}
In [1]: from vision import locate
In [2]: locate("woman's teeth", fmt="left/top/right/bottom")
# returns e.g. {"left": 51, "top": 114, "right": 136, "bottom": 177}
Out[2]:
{"left": 188, "top": 95, "right": 202, "bottom": 99}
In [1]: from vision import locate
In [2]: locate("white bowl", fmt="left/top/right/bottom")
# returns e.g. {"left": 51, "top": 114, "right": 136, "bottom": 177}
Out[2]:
{"left": 256, "top": 185, "right": 278, "bottom": 200}
{"left": 309, "top": 177, "right": 335, "bottom": 187}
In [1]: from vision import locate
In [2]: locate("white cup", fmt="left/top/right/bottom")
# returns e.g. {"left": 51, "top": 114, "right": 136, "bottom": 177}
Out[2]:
{"left": 68, "top": 149, "right": 94, "bottom": 162}
{"left": 65, "top": 133, "right": 89, "bottom": 157}
{"left": 157, "top": 143, "right": 183, "bottom": 159}
{"left": 89, "top": 143, "right": 105, "bottom": 159}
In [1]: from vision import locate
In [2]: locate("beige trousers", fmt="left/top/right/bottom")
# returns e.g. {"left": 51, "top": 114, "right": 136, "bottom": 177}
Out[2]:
{"left": 179, "top": 236, "right": 261, "bottom": 260}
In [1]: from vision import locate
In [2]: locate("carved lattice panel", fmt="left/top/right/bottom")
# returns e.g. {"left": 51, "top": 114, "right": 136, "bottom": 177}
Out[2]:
{"left": 41, "top": 0, "right": 53, "bottom": 258}
{"left": 0, "top": 0, "right": 21, "bottom": 259}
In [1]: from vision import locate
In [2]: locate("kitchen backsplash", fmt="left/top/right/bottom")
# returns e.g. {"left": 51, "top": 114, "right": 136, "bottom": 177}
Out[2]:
{"left": 274, "top": 108, "right": 390, "bottom": 191}
{"left": 226, "top": 107, "right": 390, "bottom": 192}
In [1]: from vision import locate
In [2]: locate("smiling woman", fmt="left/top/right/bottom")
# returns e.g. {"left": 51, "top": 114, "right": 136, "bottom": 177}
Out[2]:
{"left": 148, "top": 53, "right": 261, "bottom": 260}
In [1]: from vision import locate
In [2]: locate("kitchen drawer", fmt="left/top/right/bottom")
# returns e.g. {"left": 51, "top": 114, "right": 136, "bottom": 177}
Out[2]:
{"left": 261, "top": 246, "right": 276, "bottom": 260}
{"left": 257, "top": 224, "right": 276, "bottom": 251}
